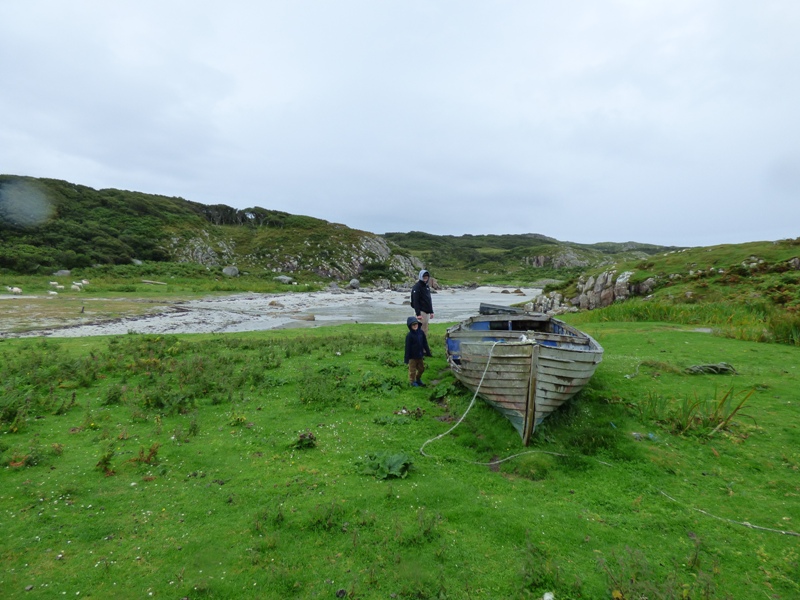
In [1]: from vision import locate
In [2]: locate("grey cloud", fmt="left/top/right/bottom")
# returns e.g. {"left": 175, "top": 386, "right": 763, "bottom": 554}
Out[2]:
{"left": 1, "top": 1, "right": 799, "bottom": 247}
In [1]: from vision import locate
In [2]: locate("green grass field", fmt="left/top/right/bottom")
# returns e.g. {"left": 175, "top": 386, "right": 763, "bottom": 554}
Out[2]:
{"left": 1, "top": 319, "right": 798, "bottom": 599}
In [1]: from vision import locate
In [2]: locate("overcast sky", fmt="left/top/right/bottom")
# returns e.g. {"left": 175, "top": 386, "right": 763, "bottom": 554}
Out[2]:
{"left": 2, "top": 1, "right": 799, "bottom": 247}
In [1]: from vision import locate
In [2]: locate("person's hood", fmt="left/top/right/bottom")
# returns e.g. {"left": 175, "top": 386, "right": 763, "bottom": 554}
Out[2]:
{"left": 407, "top": 315, "right": 421, "bottom": 330}
{"left": 418, "top": 269, "right": 429, "bottom": 282}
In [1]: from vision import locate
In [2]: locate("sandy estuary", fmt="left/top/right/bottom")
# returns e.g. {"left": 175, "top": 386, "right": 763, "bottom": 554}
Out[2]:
{"left": 1, "top": 285, "right": 543, "bottom": 338}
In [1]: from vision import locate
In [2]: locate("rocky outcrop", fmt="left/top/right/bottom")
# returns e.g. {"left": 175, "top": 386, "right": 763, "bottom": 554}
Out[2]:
{"left": 528, "top": 269, "right": 658, "bottom": 314}
{"left": 522, "top": 247, "right": 591, "bottom": 269}
{"left": 525, "top": 292, "right": 578, "bottom": 315}
{"left": 572, "top": 270, "right": 658, "bottom": 310}
{"left": 165, "top": 230, "right": 236, "bottom": 266}
{"left": 161, "top": 229, "right": 420, "bottom": 282}
{"left": 534, "top": 255, "right": 800, "bottom": 314}
{"left": 298, "top": 235, "right": 421, "bottom": 281}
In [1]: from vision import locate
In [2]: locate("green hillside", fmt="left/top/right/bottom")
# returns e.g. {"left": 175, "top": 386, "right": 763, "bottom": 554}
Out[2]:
{"left": 572, "top": 240, "right": 800, "bottom": 312}
{"left": 384, "top": 231, "right": 681, "bottom": 285}
{"left": 0, "top": 176, "right": 408, "bottom": 282}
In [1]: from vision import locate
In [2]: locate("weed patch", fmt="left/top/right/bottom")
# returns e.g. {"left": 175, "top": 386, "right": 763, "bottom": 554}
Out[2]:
{"left": 290, "top": 430, "right": 317, "bottom": 449}
{"left": 356, "top": 451, "right": 413, "bottom": 479}
{"left": 630, "top": 387, "right": 753, "bottom": 436}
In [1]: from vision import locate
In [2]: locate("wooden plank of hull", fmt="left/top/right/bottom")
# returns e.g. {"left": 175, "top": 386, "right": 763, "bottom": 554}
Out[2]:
{"left": 458, "top": 343, "right": 533, "bottom": 354}
{"left": 538, "top": 372, "right": 594, "bottom": 387}
{"left": 538, "top": 361, "right": 600, "bottom": 377}
{"left": 540, "top": 346, "right": 599, "bottom": 356}
{"left": 456, "top": 365, "right": 531, "bottom": 375}
{"left": 459, "top": 384, "right": 524, "bottom": 399}
{"left": 473, "top": 355, "right": 595, "bottom": 367}
{"left": 453, "top": 377, "right": 528, "bottom": 388}
{"left": 538, "top": 378, "right": 589, "bottom": 394}
{"left": 456, "top": 360, "right": 598, "bottom": 384}
{"left": 455, "top": 359, "right": 598, "bottom": 392}
{"left": 458, "top": 348, "right": 532, "bottom": 359}
{"left": 538, "top": 368, "right": 598, "bottom": 384}
{"left": 538, "top": 346, "right": 601, "bottom": 362}
{"left": 454, "top": 350, "right": 595, "bottom": 389}
{"left": 452, "top": 368, "right": 530, "bottom": 387}
{"left": 542, "top": 353, "right": 603, "bottom": 366}
{"left": 450, "top": 330, "right": 592, "bottom": 346}
{"left": 458, "top": 365, "right": 530, "bottom": 382}
{"left": 534, "top": 406, "right": 575, "bottom": 419}
{"left": 458, "top": 364, "right": 531, "bottom": 381}
{"left": 451, "top": 368, "right": 528, "bottom": 391}
{"left": 457, "top": 389, "right": 528, "bottom": 403}
{"left": 536, "top": 391, "right": 580, "bottom": 407}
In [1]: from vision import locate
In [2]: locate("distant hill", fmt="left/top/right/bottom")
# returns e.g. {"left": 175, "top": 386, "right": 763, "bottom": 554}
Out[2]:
{"left": 383, "top": 231, "right": 682, "bottom": 285}
{"left": 5, "top": 175, "right": 793, "bottom": 299}
{"left": 0, "top": 175, "right": 419, "bottom": 282}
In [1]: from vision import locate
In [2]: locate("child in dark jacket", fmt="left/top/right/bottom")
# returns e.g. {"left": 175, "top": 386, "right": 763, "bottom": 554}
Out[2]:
{"left": 404, "top": 315, "right": 432, "bottom": 387}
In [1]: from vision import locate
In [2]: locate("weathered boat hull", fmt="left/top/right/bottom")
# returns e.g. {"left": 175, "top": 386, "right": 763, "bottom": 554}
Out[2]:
{"left": 445, "top": 307, "right": 603, "bottom": 444}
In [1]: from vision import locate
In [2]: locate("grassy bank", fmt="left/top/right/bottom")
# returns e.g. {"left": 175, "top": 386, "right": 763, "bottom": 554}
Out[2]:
{"left": 1, "top": 323, "right": 798, "bottom": 599}
{"left": 569, "top": 298, "right": 800, "bottom": 347}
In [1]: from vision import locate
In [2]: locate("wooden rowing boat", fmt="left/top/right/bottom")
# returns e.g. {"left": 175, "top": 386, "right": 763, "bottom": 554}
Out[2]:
{"left": 445, "top": 304, "right": 604, "bottom": 444}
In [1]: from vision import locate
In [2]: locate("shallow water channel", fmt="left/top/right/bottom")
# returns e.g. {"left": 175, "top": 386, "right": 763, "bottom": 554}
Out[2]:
{"left": 25, "top": 286, "right": 543, "bottom": 337}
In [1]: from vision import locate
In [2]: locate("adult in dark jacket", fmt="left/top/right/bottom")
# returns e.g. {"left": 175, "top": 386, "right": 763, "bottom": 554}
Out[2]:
{"left": 404, "top": 315, "right": 432, "bottom": 386}
{"left": 410, "top": 269, "right": 433, "bottom": 336}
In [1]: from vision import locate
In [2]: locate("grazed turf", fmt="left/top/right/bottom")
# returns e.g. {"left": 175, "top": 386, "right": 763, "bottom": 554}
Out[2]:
{"left": 1, "top": 322, "right": 798, "bottom": 599}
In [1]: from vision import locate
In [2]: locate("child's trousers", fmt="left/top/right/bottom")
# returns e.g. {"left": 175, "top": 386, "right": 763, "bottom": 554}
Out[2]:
{"left": 407, "top": 358, "right": 425, "bottom": 383}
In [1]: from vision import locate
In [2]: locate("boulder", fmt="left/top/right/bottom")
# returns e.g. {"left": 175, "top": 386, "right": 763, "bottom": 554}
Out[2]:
{"left": 636, "top": 277, "right": 657, "bottom": 295}
{"left": 613, "top": 271, "right": 634, "bottom": 301}
{"left": 274, "top": 275, "right": 294, "bottom": 284}
{"left": 348, "top": 278, "right": 360, "bottom": 289}
{"left": 222, "top": 266, "right": 239, "bottom": 277}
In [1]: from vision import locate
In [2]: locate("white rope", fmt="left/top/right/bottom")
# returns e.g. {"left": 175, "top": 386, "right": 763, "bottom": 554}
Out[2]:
{"left": 420, "top": 341, "right": 572, "bottom": 467}
{"left": 419, "top": 341, "right": 500, "bottom": 459}
{"left": 659, "top": 490, "right": 800, "bottom": 537}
